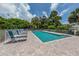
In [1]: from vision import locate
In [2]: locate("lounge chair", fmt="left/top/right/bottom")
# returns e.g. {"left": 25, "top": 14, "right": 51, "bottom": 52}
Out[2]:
{"left": 13, "top": 29, "right": 27, "bottom": 37}
{"left": 4, "top": 30, "right": 27, "bottom": 44}
{"left": 18, "top": 29, "right": 27, "bottom": 34}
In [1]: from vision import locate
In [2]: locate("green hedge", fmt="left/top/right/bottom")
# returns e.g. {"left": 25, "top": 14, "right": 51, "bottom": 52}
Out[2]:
{"left": 0, "top": 17, "right": 30, "bottom": 29}
{"left": 48, "top": 25, "right": 56, "bottom": 29}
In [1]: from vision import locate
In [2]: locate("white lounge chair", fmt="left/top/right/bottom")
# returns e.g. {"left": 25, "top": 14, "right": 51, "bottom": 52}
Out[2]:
{"left": 18, "top": 29, "right": 27, "bottom": 34}
{"left": 4, "top": 30, "right": 27, "bottom": 44}
{"left": 13, "top": 29, "right": 27, "bottom": 37}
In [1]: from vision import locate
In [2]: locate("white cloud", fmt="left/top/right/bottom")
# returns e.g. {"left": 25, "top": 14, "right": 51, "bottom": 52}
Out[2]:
{"left": 33, "top": 14, "right": 37, "bottom": 17}
{"left": 42, "top": 11, "right": 48, "bottom": 17}
{"left": 50, "top": 3, "right": 59, "bottom": 11}
{"left": 0, "top": 3, "right": 35, "bottom": 22}
{"left": 59, "top": 8, "right": 69, "bottom": 16}
{"left": 18, "top": 4, "right": 34, "bottom": 22}
{"left": 0, "top": 4, "right": 17, "bottom": 18}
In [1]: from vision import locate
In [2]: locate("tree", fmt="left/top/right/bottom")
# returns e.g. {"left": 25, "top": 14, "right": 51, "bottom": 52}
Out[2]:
{"left": 31, "top": 11, "right": 62, "bottom": 29}
{"left": 49, "top": 10, "right": 62, "bottom": 27}
{"left": 39, "top": 16, "right": 48, "bottom": 29}
{"left": 31, "top": 16, "right": 49, "bottom": 29}
{"left": 49, "top": 10, "right": 58, "bottom": 18}
{"left": 31, "top": 17, "right": 41, "bottom": 29}
{"left": 0, "top": 16, "right": 30, "bottom": 29}
{"left": 68, "top": 8, "right": 79, "bottom": 23}
{"left": 68, "top": 14, "right": 77, "bottom": 23}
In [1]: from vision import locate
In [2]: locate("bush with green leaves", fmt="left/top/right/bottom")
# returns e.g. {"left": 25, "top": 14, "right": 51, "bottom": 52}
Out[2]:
{"left": 48, "top": 25, "right": 56, "bottom": 29}
{"left": 0, "top": 17, "right": 30, "bottom": 29}
{"left": 57, "top": 25, "right": 70, "bottom": 30}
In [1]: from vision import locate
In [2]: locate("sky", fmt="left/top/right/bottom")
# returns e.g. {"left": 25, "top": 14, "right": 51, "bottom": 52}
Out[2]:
{"left": 0, "top": 3, "right": 79, "bottom": 24}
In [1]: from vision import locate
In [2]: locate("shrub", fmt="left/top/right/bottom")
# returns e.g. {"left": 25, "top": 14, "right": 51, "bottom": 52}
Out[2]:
{"left": 48, "top": 25, "right": 56, "bottom": 29}
{"left": 57, "top": 25, "right": 69, "bottom": 30}
{"left": 0, "top": 17, "right": 30, "bottom": 29}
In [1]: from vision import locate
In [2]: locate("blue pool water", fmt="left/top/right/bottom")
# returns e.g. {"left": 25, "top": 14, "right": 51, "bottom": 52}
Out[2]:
{"left": 32, "top": 31, "right": 65, "bottom": 42}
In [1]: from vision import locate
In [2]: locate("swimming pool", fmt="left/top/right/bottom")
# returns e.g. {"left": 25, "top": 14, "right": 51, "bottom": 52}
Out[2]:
{"left": 32, "top": 31, "right": 66, "bottom": 42}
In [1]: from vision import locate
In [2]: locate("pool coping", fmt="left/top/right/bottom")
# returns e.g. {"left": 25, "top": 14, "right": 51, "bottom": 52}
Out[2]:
{"left": 31, "top": 30, "right": 75, "bottom": 44}
{"left": 31, "top": 31, "right": 43, "bottom": 44}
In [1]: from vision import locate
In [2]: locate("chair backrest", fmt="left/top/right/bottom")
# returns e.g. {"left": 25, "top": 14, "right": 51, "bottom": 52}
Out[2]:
{"left": 16, "top": 30, "right": 20, "bottom": 35}
{"left": 8, "top": 31, "right": 14, "bottom": 38}
{"left": 19, "top": 29, "right": 23, "bottom": 33}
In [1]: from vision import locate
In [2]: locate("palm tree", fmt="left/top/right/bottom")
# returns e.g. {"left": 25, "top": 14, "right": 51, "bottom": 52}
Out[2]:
{"left": 68, "top": 8, "right": 79, "bottom": 23}
{"left": 49, "top": 10, "right": 58, "bottom": 18}
{"left": 68, "top": 14, "right": 77, "bottom": 23}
